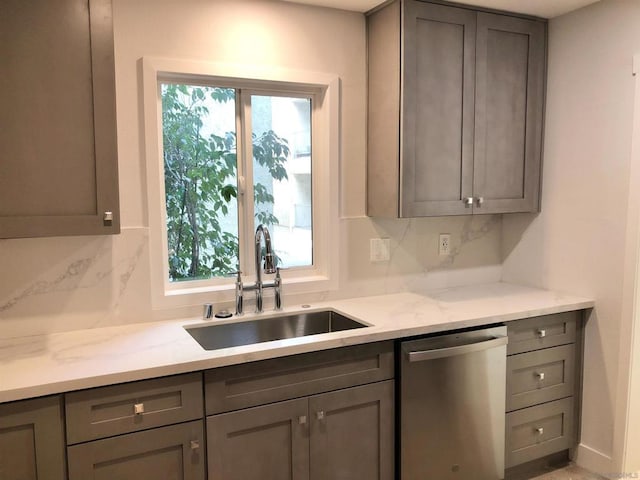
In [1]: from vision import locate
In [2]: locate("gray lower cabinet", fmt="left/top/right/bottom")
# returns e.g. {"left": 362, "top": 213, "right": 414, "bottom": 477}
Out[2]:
{"left": 0, "top": 0, "right": 119, "bottom": 238}
{"left": 207, "top": 380, "right": 394, "bottom": 480}
{"left": 205, "top": 342, "right": 395, "bottom": 479}
{"left": 309, "top": 381, "right": 394, "bottom": 480}
{"left": 207, "top": 398, "right": 310, "bottom": 480}
{"left": 67, "top": 420, "right": 205, "bottom": 480}
{"left": 65, "top": 373, "right": 205, "bottom": 480}
{"left": 366, "top": 0, "right": 546, "bottom": 217}
{"left": 0, "top": 396, "right": 66, "bottom": 480}
{"left": 505, "top": 311, "right": 583, "bottom": 471}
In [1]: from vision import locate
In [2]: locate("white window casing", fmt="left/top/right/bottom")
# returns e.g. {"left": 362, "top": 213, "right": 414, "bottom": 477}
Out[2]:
{"left": 141, "top": 57, "right": 340, "bottom": 309}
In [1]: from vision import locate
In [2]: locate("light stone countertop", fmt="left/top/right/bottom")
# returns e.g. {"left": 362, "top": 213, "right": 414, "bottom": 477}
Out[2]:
{"left": 0, "top": 282, "right": 594, "bottom": 404}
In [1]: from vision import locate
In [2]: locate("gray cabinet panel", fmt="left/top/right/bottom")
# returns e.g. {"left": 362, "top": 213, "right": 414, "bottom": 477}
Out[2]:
{"left": 473, "top": 12, "right": 545, "bottom": 214}
{"left": 506, "top": 398, "right": 574, "bottom": 468}
{"left": 205, "top": 341, "right": 393, "bottom": 415}
{"left": 66, "top": 373, "right": 203, "bottom": 444}
{"left": 67, "top": 420, "right": 205, "bottom": 480}
{"left": 309, "top": 380, "right": 394, "bottom": 480}
{"left": 0, "top": 396, "right": 66, "bottom": 480}
{"left": 367, "top": 0, "right": 401, "bottom": 217}
{"left": 207, "top": 399, "right": 310, "bottom": 480}
{"left": 0, "top": 0, "right": 119, "bottom": 238}
{"left": 507, "top": 344, "right": 575, "bottom": 411}
{"left": 507, "top": 312, "right": 578, "bottom": 355}
{"left": 402, "top": 1, "right": 476, "bottom": 216}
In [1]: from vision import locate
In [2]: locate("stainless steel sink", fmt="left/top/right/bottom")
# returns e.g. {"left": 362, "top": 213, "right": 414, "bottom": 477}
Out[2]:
{"left": 185, "top": 310, "right": 368, "bottom": 351}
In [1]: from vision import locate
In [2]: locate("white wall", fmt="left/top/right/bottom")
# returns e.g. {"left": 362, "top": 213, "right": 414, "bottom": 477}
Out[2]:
{"left": 502, "top": 0, "right": 640, "bottom": 473}
{"left": 0, "top": 0, "right": 502, "bottom": 338}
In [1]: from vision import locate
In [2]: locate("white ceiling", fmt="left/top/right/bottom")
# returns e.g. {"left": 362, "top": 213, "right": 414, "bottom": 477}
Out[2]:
{"left": 283, "top": 0, "right": 600, "bottom": 18}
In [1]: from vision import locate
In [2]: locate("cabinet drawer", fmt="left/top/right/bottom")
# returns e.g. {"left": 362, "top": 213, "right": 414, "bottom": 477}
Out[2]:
{"left": 205, "top": 341, "right": 394, "bottom": 415}
{"left": 507, "top": 344, "right": 575, "bottom": 412}
{"left": 66, "top": 373, "right": 203, "bottom": 444}
{"left": 507, "top": 311, "right": 578, "bottom": 355}
{"left": 67, "top": 420, "right": 205, "bottom": 480}
{"left": 506, "top": 397, "right": 574, "bottom": 468}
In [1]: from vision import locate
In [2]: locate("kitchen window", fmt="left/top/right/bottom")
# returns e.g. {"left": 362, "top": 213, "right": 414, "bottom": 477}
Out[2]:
{"left": 142, "top": 58, "right": 339, "bottom": 308}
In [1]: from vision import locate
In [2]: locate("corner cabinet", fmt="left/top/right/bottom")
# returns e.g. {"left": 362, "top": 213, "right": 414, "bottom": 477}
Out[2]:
{"left": 0, "top": 0, "right": 119, "bottom": 238}
{"left": 367, "top": 0, "right": 546, "bottom": 217}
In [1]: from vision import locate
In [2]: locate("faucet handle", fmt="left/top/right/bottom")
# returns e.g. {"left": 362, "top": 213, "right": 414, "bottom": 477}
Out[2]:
{"left": 274, "top": 268, "right": 283, "bottom": 311}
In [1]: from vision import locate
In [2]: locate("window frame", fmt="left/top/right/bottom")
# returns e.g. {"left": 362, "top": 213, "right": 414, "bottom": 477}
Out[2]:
{"left": 142, "top": 57, "right": 340, "bottom": 310}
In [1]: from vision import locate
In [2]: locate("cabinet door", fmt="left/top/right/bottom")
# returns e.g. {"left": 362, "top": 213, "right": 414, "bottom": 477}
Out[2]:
{"left": 207, "top": 398, "right": 310, "bottom": 480}
{"left": 401, "top": 1, "right": 476, "bottom": 217}
{"left": 67, "top": 420, "right": 205, "bottom": 480}
{"left": 0, "top": 396, "right": 66, "bottom": 480}
{"left": 0, "top": 0, "right": 119, "bottom": 238}
{"left": 309, "top": 380, "right": 394, "bottom": 480}
{"left": 473, "top": 13, "right": 545, "bottom": 214}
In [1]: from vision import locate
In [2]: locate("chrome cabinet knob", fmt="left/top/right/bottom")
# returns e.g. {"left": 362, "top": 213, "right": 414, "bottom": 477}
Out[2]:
{"left": 463, "top": 197, "right": 474, "bottom": 208}
{"left": 316, "top": 411, "right": 325, "bottom": 421}
{"left": 535, "top": 427, "right": 544, "bottom": 435}
{"left": 299, "top": 415, "right": 307, "bottom": 425}
{"left": 475, "top": 196, "right": 484, "bottom": 207}
{"left": 535, "top": 372, "right": 545, "bottom": 381}
{"left": 190, "top": 440, "right": 200, "bottom": 450}
{"left": 537, "top": 329, "right": 546, "bottom": 338}
{"left": 134, "top": 403, "right": 145, "bottom": 415}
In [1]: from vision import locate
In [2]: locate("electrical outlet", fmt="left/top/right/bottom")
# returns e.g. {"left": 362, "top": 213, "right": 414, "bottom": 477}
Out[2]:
{"left": 439, "top": 234, "right": 451, "bottom": 256}
{"left": 370, "top": 238, "right": 391, "bottom": 262}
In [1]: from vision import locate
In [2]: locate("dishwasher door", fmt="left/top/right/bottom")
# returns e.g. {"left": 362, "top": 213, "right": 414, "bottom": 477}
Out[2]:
{"left": 400, "top": 326, "right": 508, "bottom": 480}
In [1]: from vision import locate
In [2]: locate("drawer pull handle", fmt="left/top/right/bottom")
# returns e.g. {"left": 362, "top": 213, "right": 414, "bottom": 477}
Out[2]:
{"left": 535, "top": 427, "right": 544, "bottom": 435}
{"left": 316, "top": 411, "right": 325, "bottom": 421}
{"left": 535, "top": 372, "right": 545, "bottom": 381}
{"left": 299, "top": 415, "right": 307, "bottom": 425}
{"left": 133, "top": 403, "right": 145, "bottom": 415}
{"left": 190, "top": 440, "right": 200, "bottom": 451}
{"left": 537, "top": 329, "right": 546, "bottom": 338}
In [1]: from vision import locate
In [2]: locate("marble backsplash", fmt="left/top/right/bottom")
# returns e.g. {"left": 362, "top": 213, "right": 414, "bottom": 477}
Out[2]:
{"left": 0, "top": 215, "right": 502, "bottom": 339}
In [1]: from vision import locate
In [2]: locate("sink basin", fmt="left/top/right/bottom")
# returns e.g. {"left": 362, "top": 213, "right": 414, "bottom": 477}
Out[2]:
{"left": 185, "top": 310, "right": 368, "bottom": 351}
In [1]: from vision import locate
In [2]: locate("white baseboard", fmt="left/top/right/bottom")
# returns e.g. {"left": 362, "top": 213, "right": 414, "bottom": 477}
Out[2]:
{"left": 575, "top": 443, "right": 613, "bottom": 478}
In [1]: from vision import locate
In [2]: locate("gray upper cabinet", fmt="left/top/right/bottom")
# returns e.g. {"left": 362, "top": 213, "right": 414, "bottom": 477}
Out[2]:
{"left": 367, "top": 0, "right": 546, "bottom": 217}
{"left": 0, "top": 0, "right": 119, "bottom": 238}
{"left": 0, "top": 396, "right": 66, "bottom": 480}
{"left": 474, "top": 12, "right": 546, "bottom": 214}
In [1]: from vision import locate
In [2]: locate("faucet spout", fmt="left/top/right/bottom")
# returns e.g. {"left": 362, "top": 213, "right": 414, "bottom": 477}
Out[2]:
{"left": 255, "top": 224, "right": 276, "bottom": 285}
{"left": 232, "top": 225, "right": 282, "bottom": 314}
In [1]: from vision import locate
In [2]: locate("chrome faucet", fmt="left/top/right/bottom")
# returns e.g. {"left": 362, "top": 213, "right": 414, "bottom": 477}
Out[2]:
{"left": 235, "top": 224, "right": 282, "bottom": 314}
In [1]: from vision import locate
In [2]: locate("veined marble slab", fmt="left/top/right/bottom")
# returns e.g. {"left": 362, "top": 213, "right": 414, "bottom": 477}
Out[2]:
{"left": 0, "top": 282, "right": 593, "bottom": 403}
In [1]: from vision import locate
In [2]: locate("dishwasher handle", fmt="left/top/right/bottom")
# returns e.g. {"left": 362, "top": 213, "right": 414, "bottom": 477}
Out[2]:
{"left": 406, "top": 335, "right": 508, "bottom": 362}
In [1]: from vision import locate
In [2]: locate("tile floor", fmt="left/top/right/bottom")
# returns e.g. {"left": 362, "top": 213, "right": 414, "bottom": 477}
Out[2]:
{"left": 530, "top": 464, "right": 606, "bottom": 480}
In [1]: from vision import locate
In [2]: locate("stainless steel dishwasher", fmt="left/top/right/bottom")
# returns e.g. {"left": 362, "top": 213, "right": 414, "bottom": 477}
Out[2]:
{"left": 400, "top": 325, "right": 508, "bottom": 480}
